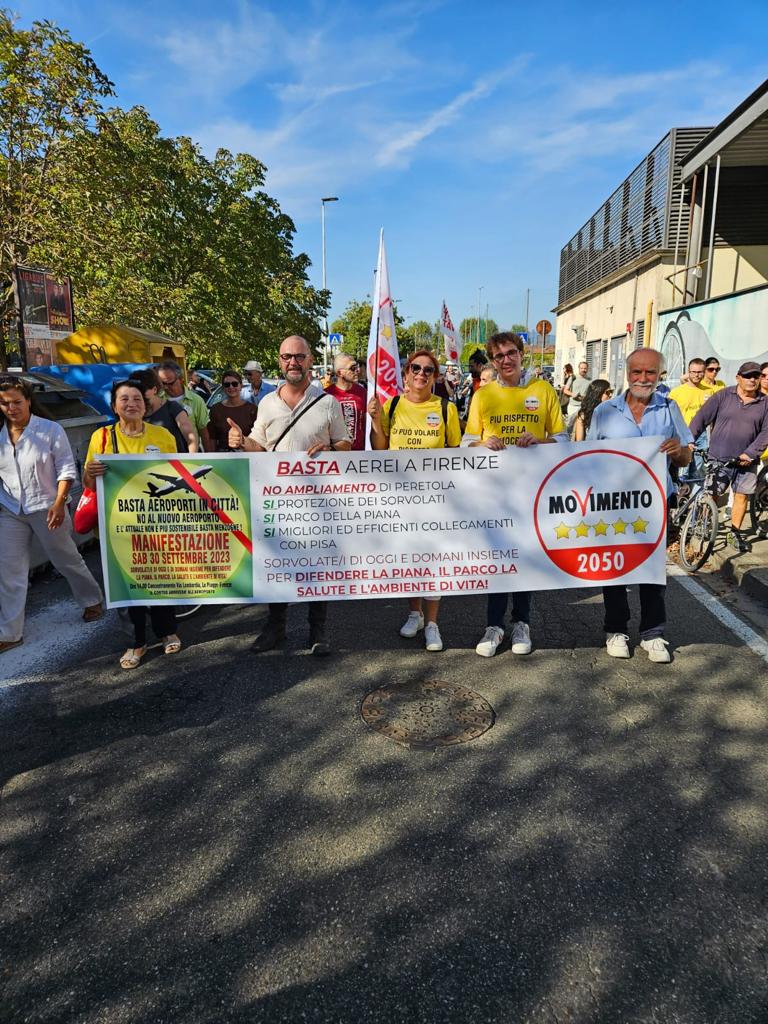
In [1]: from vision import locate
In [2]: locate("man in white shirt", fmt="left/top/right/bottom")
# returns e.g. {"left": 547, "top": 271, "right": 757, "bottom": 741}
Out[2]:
{"left": 228, "top": 336, "right": 351, "bottom": 655}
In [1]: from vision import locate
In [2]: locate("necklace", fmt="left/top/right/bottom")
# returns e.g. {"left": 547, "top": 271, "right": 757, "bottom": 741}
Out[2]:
{"left": 118, "top": 422, "right": 146, "bottom": 438}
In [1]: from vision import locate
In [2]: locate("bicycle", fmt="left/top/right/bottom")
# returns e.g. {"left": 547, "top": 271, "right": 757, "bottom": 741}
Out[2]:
{"left": 749, "top": 461, "right": 768, "bottom": 538}
{"left": 670, "top": 453, "right": 740, "bottom": 572}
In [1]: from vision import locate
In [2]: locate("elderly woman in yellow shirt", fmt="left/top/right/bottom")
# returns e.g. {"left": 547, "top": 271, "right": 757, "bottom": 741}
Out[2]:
{"left": 84, "top": 379, "right": 180, "bottom": 669}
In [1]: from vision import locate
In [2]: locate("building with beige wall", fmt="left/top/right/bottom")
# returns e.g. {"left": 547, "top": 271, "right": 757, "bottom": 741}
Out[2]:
{"left": 554, "top": 77, "right": 768, "bottom": 389}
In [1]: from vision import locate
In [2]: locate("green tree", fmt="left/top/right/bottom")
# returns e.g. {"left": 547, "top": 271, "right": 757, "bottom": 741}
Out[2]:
{"left": 1, "top": 12, "right": 328, "bottom": 371}
{"left": 332, "top": 297, "right": 409, "bottom": 361}
{"left": 31, "top": 105, "right": 327, "bottom": 370}
{"left": 0, "top": 10, "right": 114, "bottom": 366}
{"left": 331, "top": 298, "right": 373, "bottom": 360}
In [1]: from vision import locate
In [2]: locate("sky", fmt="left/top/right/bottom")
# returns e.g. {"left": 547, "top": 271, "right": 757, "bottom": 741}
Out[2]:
{"left": 14, "top": 0, "right": 768, "bottom": 334}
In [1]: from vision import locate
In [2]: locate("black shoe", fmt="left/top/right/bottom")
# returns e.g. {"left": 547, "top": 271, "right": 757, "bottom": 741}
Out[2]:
{"left": 251, "top": 623, "right": 286, "bottom": 652}
{"left": 728, "top": 530, "right": 751, "bottom": 554}
{"left": 309, "top": 627, "right": 330, "bottom": 656}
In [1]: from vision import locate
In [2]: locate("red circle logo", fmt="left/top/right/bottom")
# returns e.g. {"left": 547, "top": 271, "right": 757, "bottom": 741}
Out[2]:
{"left": 533, "top": 449, "right": 667, "bottom": 582}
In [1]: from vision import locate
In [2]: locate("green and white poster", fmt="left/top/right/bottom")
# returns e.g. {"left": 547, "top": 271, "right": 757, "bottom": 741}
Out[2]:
{"left": 97, "top": 454, "right": 254, "bottom": 605}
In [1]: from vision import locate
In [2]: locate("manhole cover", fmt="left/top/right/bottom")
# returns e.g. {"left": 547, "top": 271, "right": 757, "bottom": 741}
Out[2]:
{"left": 361, "top": 680, "right": 495, "bottom": 748}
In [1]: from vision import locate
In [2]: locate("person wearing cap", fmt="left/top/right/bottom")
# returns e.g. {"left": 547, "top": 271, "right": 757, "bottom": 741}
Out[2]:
{"left": 241, "top": 361, "right": 276, "bottom": 407}
{"left": 689, "top": 360, "right": 768, "bottom": 553}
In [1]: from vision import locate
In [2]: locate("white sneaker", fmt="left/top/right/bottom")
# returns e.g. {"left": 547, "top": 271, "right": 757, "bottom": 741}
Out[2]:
{"left": 424, "top": 622, "right": 443, "bottom": 652}
{"left": 606, "top": 633, "right": 630, "bottom": 658}
{"left": 475, "top": 626, "right": 504, "bottom": 658}
{"left": 400, "top": 611, "right": 424, "bottom": 638}
{"left": 510, "top": 621, "right": 532, "bottom": 655}
{"left": 640, "top": 637, "right": 671, "bottom": 663}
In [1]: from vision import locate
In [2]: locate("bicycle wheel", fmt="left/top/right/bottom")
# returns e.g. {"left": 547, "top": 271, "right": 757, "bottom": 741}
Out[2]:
{"left": 749, "top": 469, "right": 768, "bottom": 537}
{"left": 678, "top": 493, "right": 719, "bottom": 572}
{"left": 175, "top": 604, "right": 202, "bottom": 620}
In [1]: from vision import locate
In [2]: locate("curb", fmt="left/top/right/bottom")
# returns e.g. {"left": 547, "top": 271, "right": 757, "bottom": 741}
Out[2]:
{"left": 703, "top": 536, "right": 768, "bottom": 604}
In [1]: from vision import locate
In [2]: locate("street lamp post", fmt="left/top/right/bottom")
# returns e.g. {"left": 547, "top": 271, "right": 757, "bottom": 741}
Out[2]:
{"left": 321, "top": 196, "right": 339, "bottom": 373}
{"left": 477, "top": 286, "right": 484, "bottom": 346}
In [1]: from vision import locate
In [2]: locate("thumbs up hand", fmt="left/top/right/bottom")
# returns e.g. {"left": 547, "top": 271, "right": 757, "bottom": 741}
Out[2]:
{"left": 227, "top": 417, "right": 245, "bottom": 450}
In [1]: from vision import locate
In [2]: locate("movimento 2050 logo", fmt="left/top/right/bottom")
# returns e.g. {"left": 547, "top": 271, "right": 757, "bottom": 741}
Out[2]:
{"left": 533, "top": 449, "right": 667, "bottom": 582}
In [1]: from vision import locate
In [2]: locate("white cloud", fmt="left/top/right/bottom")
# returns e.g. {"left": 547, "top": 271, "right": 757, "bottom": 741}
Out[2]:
{"left": 376, "top": 61, "right": 530, "bottom": 168}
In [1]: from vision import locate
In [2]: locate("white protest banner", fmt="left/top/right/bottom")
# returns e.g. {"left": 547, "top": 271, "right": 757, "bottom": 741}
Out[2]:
{"left": 98, "top": 437, "right": 668, "bottom": 607}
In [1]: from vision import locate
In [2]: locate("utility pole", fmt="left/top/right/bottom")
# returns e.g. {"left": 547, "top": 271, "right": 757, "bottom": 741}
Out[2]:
{"left": 321, "top": 196, "right": 339, "bottom": 373}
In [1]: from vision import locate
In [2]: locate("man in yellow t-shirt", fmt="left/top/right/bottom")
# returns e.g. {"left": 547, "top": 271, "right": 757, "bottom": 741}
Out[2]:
{"left": 668, "top": 359, "right": 712, "bottom": 424}
{"left": 668, "top": 357, "right": 715, "bottom": 480}
{"left": 463, "top": 331, "right": 568, "bottom": 659}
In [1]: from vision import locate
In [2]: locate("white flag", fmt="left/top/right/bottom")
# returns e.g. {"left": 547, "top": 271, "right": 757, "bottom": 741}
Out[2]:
{"left": 441, "top": 300, "right": 460, "bottom": 363}
{"left": 366, "top": 230, "right": 403, "bottom": 406}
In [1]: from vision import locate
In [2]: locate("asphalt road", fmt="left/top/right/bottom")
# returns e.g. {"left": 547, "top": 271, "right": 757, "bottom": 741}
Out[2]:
{"left": 3, "top": 555, "right": 768, "bottom": 1024}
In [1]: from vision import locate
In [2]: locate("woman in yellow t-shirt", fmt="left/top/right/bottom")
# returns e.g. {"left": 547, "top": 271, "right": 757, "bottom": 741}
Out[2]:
{"left": 84, "top": 380, "right": 179, "bottom": 669}
{"left": 368, "top": 350, "right": 461, "bottom": 653}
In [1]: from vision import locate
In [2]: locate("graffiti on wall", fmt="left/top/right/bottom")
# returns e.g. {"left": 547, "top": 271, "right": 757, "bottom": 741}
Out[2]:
{"left": 658, "top": 286, "right": 768, "bottom": 386}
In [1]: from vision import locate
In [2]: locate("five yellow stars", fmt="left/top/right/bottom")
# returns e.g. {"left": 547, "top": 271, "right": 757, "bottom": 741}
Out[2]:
{"left": 552, "top": 516, "right": 650, "bottom": 539}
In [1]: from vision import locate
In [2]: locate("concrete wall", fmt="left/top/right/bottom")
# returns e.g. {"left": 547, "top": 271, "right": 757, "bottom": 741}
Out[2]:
{"left": 553, "top": 257, "right": 680, "bottom": 389}
{"left": 704, "top": 245, "right": 768, "bottom": 297}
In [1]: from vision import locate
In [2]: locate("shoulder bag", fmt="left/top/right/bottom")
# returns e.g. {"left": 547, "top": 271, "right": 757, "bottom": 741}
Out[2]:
{"left": 73, "top": 426, "right": 117, "bottom": 534}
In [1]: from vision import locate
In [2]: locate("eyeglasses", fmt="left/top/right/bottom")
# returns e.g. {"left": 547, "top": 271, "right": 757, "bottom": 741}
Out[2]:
{"left": 279, "top": 353, "right": 308, "bottom": 363}
{"left": 705, "top": 366, "right": 721, "bottom": 372}
{"left": 688, "top": 369, "right": 705, "bottom": 375}
{"left": 409, "top": 363, "right": 435, "bottom": 377}
{"left": 492, "top": 351, "right": 519, "bottom": 363}
{"left": 222, "top": 381, "right": 241, "bottom": 388}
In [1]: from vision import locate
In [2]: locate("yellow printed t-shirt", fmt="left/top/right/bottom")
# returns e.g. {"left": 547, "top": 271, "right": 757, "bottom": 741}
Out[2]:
{"left": 465, "top": 379, "right": 564, "bottom": 444}
{"left": 701, "top": 377, "right": 726, "bottom": 393}
{"left": 667, "top": 382, "right": 714, "bottom": 425}
{"left": 85, "top": 422, "right": 177, "bottom": 465}
{"left": 381, "top": 395, "right": 461, "bottom": 450}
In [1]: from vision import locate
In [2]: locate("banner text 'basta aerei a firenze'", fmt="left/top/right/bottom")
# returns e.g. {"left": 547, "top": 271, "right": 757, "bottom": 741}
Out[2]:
{"left": 97, "top": 437, "right": 668, "bottom": 607}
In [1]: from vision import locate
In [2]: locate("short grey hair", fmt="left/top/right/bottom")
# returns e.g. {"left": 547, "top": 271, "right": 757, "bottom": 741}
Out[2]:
{"left": 626, "top": 348, "right": 665, "bottom": 373}
{"left": 334, "top": 354, "right": 357, "bottom": 371}
{"left": 158, "top": 360, "right": 182, "bottom": 379}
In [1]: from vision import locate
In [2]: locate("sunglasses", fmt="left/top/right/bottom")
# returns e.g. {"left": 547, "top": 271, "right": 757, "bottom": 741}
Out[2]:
{"left": 705, "top": 366, "right": 721, "bottom": 372}
{"left": 222, "top": 381, "right": 241, "bottom": 388}
{"left": 409, "top": 363, "right": 435, "bottom": 377}
{"left": 740, "top": 372, "right": 760, "bottom": 380}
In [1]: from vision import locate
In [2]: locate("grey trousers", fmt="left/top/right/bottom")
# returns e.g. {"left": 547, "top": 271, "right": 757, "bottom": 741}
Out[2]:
{"left": 0, "top": 505, "right": 103, "bottom": 642}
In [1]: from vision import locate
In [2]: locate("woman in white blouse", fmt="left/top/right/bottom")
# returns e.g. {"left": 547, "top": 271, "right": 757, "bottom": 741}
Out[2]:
{"left": 0, "top": 376, "right": 103, "bottom": 653}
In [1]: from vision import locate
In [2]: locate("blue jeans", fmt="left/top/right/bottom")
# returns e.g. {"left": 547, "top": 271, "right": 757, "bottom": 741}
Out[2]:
{"left": 487, "top": 591, "right": 531, "bottom": 628}
{"left": 681, "top": 434, "right": 708, "bottom": 482}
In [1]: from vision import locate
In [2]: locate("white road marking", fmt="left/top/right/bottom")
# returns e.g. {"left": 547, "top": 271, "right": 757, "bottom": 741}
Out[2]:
{"left": 668, "top": 563, "right": 768, "bottom": 664}
{"left": 0, "top": 595, "right": 117, "bottom": 693}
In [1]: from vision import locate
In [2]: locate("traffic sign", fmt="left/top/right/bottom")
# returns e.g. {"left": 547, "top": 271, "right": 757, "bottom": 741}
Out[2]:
{"left": 517, "top": 331, "right": 529, "bottom": 344}
{"left": 536, "top": 319, "right": 552, "bottom": 337}
{"left": 328, "top": 332, "right": 343, "bottom": 349}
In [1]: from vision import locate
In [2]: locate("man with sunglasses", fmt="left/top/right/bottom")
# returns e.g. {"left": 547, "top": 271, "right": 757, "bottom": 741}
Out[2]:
{"left": 228, "top": 335, "right": 351, "bottom": 655}
{"left": 690, "top": 360, "right": 768, "bottom": 553}
{"left": 326, "top": 355, "right": 367, "bottom": 449}
{"left": 463, "top": 331, "right": 568, "bottom": 658}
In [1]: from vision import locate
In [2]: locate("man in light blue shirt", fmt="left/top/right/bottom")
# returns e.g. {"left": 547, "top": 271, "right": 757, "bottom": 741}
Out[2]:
{"left": 587, "top": 348, "right": 692, "bottom": 664}
{"left": 241, "top": 360, "right": 276, "bottom": 407}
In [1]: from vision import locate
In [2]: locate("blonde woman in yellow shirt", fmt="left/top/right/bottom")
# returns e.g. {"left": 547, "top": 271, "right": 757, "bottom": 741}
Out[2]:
{"left": 368, "top": 350, "right": 461, "bottom": 653}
